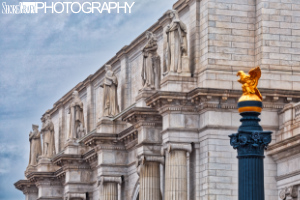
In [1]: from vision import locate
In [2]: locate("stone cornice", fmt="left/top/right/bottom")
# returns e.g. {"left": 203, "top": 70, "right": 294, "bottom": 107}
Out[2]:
{"left": 79, "top": 130, "right": 118, "bottom": 147}
{"left": 14, "top": 179, "right": 38, "bottom": 193}
{"left": 121, "top": 107, "right": 162, "bottom": 127}
{"left": 145, "top": 88, "right": 300, "bottom": 115}
{"left": 52, "top": 153, "right": 83, "bottom": 166}
{"left": 26, "top": 171, "right": 56, "bottom": 182}
{"left": 267, "top": 134, "right": 300, "bottom": 161}
{"left": 83, "top": 149, "right": 97, "bottom": 163}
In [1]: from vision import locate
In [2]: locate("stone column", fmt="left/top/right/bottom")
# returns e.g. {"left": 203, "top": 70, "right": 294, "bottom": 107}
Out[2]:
{"left": 164, "top": 143, "right": 192, "bottom": 200}
{"left": 100, "top": 176, "right": 122, "bottom": 200}
{"left": 138, "top": 156, "right": 164, "bottom": 200}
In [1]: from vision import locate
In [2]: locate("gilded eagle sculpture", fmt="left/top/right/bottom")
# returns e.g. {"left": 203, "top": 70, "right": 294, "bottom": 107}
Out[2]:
{"left": 237, "top": 66, "right": 262, "bottom": 102}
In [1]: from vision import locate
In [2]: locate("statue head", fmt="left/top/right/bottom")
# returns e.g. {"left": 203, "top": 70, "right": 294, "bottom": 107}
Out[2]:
{"left": 170, "top": 10, "right": 179, "bottom": 20}
{"left": 72, "top": 90, "right": 80, "bottom": 99}
{"left": 45, "top": 114, "right": 51, "bottom": 121}
{"left": 146, "top": 31, "right": 157, "bottom": 42}
{"left": 32, "top": 124, "right": 39, "bottom": 130}
{"left": 236, "top": 71, "right": 244, "bottom": 77}
{"left": 146, "top": 31, "right": 152, "bottom": 39}
{"left": 105, "top": 65, "right": 112, "bottom": 72}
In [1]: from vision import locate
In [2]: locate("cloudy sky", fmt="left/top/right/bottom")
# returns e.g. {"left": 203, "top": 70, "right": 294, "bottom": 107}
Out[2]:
{"left": 0, "top": 0, "right": 174, "bottom": 199}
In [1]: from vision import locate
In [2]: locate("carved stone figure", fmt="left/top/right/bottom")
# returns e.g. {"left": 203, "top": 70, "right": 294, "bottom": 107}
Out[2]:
{"left": 41, "top": 114, "right": 56, "bottom": 158}
{"left": 164, "top": 10, "right": 188, "bottom": 74}
{"left": 101, "top": 65, "right": 119, "bottom": 117}
{"left": 141, "top": 31, "right": 160, "bottom": 90}
{"left": 76, "top": 122, "right": 85, "bottom": 139}
{"left": 237, "top": 66, "right": 262, "bottom": 102}
{"left": 68, "top": 90, "right": 85, "bottom": 139}
{"left": 28, "top": 124, "right": 42, "bottom": 166}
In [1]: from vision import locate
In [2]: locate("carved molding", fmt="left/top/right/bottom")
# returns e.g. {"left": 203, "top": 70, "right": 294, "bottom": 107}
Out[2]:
{"left": 145, "top": 88, "right": 300, "bottom": 115}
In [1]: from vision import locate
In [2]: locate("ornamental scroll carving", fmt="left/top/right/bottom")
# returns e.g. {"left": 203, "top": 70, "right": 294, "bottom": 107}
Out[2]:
{"left": 279, "top": 185, "right": 299, "bottom": 200}
{"left": 167, "top": 143, "right": 192, "bottom": 153}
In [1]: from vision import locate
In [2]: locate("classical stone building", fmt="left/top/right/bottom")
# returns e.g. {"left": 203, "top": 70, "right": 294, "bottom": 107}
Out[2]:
{"left": 15, "top": 0, "right": 300, "bottom": 199}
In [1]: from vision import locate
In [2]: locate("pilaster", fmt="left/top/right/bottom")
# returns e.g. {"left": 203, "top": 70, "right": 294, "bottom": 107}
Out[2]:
{"left": 162, "top": 143, "right": 192, "bottom": 200}
{"left": 99, "top": 176, "right": 122, "bottom": 200}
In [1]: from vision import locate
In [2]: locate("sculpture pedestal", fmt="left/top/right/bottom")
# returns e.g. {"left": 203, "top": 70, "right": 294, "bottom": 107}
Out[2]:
{"left": 64, "top": 138, "right": 87, "bottom": 154}
{"left": 136, "top": 90, "right": 156, "bottom": 107}
{"left": 160, "top": 74, "right": 197, "bottom": 92}
{"left": 37, "top": 156, "right": 57, "bottom": 172}
{"left": 25, "top": 165, "right": 38, "bottom": 176}
{"left": 97, "top": 117, "right": 127, "bottom": 133}
{"left": 229, "top": 101, "right": 272, "bottom": 200}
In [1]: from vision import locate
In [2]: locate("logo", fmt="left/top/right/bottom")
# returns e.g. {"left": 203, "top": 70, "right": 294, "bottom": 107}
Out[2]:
{"left": 2, "top": 2, "right": 135, "bottom": 14}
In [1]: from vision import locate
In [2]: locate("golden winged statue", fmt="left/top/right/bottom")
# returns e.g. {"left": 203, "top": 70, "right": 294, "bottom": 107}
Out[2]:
{"left": 237, "top": 66, "right": 262, "bottom": 102}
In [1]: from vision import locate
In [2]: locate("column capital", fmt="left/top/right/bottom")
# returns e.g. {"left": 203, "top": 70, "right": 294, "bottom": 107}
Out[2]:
{"left": 99, "top": 176, "right": 122, "bottom": 185}
{"left": 139, "top": 155, "right": 165, "bottom": 165}
{"left": 162, "top": 143, "right": 192, "bottom": 154}
{"left": 279, "top": 185, "right": 299, "bottom": 200}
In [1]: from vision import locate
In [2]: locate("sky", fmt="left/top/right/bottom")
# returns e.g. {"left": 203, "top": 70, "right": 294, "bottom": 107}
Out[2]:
{"left": 0, "top": 0, "right": 174, "bottom": 199}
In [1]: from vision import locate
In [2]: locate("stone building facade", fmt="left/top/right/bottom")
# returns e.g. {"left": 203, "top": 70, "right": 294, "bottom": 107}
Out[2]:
{"left": 14, "top": 0, "right": 300, "bottom": 199}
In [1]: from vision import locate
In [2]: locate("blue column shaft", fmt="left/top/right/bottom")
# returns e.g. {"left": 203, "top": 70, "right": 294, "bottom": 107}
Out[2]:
{"left": 239, "top": 156, "right": 264, "bottom": 200}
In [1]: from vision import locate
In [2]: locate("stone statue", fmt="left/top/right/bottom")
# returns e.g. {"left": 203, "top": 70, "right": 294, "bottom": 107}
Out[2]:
{"left": 164, "top": 10, "right": 188, "bottom": 75}
{"left": 141, "top": 31, "right": 160, "bottom": 90}
{"left": 41, "top": 114, "right": 56, "bottom": 158}
{"left": 68, "top": 90, "right": 86, "bottom": 139}
{"left": 76, "top": 122, "right": 85, "bottom": 139}
{"left": 101, "top": 65, "right": 119, "bottom": 117}
{"left": 28, "top": 124, "right": 42, "bottom": 166}
{"left": 237, "top": 66, "right": 262, "bottom": 102}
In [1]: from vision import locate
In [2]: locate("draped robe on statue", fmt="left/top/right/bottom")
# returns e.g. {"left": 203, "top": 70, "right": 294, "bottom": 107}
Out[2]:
{"left": 28, "top": 126, "right": 42, "bottom": 166}
{"left": 141, "top": 33, "right": 158, "bottom": 90}
{"left": 165, "top": 11, "right": 188, "bottom": 74}
{"left": 41, "top": 115, "right": 56, "bottom": 158}
{"left": 68, "top": 93, "right": 85, "bottom": 139}
{"left": 102, "top": 68, "right": 119, "bottom": 117}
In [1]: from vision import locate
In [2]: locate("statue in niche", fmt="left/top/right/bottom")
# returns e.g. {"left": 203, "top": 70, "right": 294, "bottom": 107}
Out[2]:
{"left": 41, "top": 114, "right": 56, "bottom": 158}
{"left": 68, "top": 90, "right": 86, "bottom": 139}
{"left": 164, "top": 10, "right": 189, "bottom": 75}
{"left": 28, "top": 124, "right": 42, "bottom": 166}
{"left": 141, "top": 31, "right": 160, "bottom": 90}
{"left": 101, "top": 65, "right": 119, "bottom": 117}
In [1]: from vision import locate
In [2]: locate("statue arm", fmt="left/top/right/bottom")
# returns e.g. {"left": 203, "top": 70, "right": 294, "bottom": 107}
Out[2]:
{"left": 146, "top": 44, "right": 158, "bottom": 52}
{"left": 29, "top": 131, "right": 33, "bottom": 140}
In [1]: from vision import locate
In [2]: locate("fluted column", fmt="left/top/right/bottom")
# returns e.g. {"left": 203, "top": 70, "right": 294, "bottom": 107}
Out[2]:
{"left": 100, "top": 177, "right": 122, "bottom": 200}
{"left": 164, "top": 143, "right": 192, "bottom": 200}
{"left": 138, "top": 156, "right": 164, "bottom": 200}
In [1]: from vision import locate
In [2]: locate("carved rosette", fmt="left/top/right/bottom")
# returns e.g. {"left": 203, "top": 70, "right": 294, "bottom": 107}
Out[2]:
{"left": 229, "top": 130, "right": 272, "bottom": 157}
